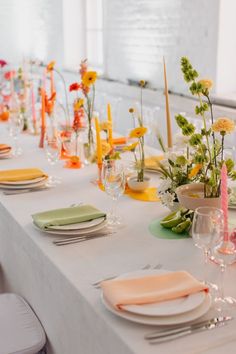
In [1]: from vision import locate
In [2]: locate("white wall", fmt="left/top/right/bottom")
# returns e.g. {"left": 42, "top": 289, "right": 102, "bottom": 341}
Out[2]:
{"left": 0, "top": 0, "right": 64, "bottom": 65}
{"left": 103, "top": 0, "right": 220, "bottom": 93}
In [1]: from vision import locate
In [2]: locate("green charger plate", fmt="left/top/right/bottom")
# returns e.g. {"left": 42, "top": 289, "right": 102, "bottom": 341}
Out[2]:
{"left": 149, "top": 218, "right": 191, "bottom": 240}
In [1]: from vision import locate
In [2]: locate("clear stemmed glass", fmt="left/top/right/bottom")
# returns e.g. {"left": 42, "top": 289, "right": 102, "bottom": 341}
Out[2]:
{"left": 102, "top": 160, "right": 125, "bottom": 228}
{"left": 210, "top": 225, "right": 236, "bottom": 311}
{"left": 192, "top": 207, "right": 224, "bottom": 287}
{"left": 45, "top": 133, "right": 61, "bottom": 186}
{"left": 9, "top": 112, "right": 24, "bottom": 157}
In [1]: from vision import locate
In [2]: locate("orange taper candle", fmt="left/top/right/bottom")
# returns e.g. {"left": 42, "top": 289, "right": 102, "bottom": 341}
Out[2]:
{"left": 95, "top": 116, "right": 102, "bottom": 165}
{"left": 107, "top": 103, "right": 113, "bottom": 146}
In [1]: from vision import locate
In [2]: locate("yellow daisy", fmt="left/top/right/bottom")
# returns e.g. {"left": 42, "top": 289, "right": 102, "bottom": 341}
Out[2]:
{"left": 129, "top": 127, "right": 147, "bottom": 139}
{"left": 188, "top": 164, "right": 202, "bottom": 179}
{"left": 198, "top": 79, "right": 213, "bottom": 90}
{"left": 123, "top": 142, "right": 138, "bottom": 152}
{"left": 74, "top": 98, "right": 84, "bottom": 111}
{"left": 212, "top": 117, "right": 235, "bottom": 134}
{"left": 82, "top": 71, "right": 97, "bottom": 87}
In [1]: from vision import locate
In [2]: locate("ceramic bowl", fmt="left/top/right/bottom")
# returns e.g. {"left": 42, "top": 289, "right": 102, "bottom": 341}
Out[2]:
{"left": 176, "top": 183, "right": 221, "bottom": 210}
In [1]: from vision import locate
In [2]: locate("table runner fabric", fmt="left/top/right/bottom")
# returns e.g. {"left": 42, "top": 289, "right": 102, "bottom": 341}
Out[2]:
{"left": 32, "top": 204, "right": 106, "bottom": 230}
{"left": 101, "top": 271, "right": 208, "bottom": 310}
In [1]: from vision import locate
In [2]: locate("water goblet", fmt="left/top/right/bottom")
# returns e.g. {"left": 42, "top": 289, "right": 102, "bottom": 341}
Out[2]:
{"left": 210, "top": 226, "right": 236, "bottom": 311}
{"left": 192, "top": 206, "right": 224, "bottom": 288}
{"left": 45, "top": 133, "right": 61, "bottom": 186}
{"left": 102, "top": 160, "right": 125, "bottom": 228}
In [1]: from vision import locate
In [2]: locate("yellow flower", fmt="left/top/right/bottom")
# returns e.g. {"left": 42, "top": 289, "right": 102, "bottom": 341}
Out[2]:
{"left": 46, "top": 61, "right": 56, "bottom": 72}
{"left": 198, "top": 79, "right": 213, "bottom": 90}
{"left": 129, "top": 127, "right": 147, "bottom": 139}
{"left": 101, "top": 141, "right": 111, "bottom": 157}
{"left": 74, "top": 98, "right": 84, "bottom": 111}
{"left": 100, "top": 121, "right": 112, "bottom": 132}
{"left": 139, "top": 80, "right": 146, "bottom": 87}
{"left": 188, "top": 164, "right": 202, "bottom": 179}
{"left": 123, "top": 142, "right": 138, "bottom": 152}
{"left": 212, "top": 117, "right": 235, "bottom": 134}
{"left": 82, "top": 71, "right": 97, "bottom": 87}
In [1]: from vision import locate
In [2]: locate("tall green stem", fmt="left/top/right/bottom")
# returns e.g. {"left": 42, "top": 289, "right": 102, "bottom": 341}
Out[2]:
{"left": 54, "top": 69, "right": 70, "bottom": 127}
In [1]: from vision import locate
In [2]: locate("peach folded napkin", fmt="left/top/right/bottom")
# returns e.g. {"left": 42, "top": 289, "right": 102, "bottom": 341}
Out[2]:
{"left": 0, "top": 168, "right": 47, "bottom": 182}
{"left": 0, "top": 144, "right": 11, "bottom": 152}
{"left": 112, "top": 137, "right": 127, "bottom": 145}
{"left": 101, "top": 271, "right": 208, "bottom": 310}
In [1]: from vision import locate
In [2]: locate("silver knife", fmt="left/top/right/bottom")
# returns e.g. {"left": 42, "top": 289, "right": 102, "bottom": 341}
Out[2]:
{"left": 146, "top": 316, "right": 232, "bottom": 343}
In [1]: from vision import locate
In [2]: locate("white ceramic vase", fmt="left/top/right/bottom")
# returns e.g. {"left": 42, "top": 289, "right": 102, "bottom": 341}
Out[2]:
{"left": 127, "top": 176, "right": 150, "bottom": 192}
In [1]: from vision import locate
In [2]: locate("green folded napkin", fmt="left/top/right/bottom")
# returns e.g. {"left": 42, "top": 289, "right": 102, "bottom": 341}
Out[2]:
{"left": 32, "top": 204, "right": 106, "bottom": 230}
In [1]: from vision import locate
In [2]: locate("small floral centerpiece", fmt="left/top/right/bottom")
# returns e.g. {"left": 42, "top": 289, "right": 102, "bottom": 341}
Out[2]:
{"left": 126, "top": 80, "right": 149, "bottom": 191}
{"left": 69, "top": 59, "right": 97, "bottom": 162}
{"left": 158, "top": 57, "right": 236, "bottom": 212}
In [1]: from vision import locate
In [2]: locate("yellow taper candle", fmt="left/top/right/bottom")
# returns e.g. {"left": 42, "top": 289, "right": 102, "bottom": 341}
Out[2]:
{"left": 95, "top": 116, "right": 102, "bottom": 164}
{"left": 163, "top": 57, "right": 173, "bottom": 149}
{"left": 107, "top": 103, "right": 113, "bottom": 146}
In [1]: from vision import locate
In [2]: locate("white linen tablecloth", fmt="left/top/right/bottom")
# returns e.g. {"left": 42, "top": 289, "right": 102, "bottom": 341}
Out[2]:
{"left": 0, "top": 127, "right": 236, "bottom": 354}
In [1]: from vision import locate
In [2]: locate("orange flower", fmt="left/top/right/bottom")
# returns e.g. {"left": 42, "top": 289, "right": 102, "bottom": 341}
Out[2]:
{"left": 46, "top": 61, "right": 56, "bottom": 72}
{"left": 188, "top": 164, "right": 202, "bottom": 179}
{"left": 45, "top": 91, "right": 57, "bottom": 115}
{"left": 69, "top": 83, "right": 81, "bottom": 92}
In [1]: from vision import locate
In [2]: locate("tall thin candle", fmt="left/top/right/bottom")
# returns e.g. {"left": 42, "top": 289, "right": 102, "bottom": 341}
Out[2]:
{"left": 107, "top": 103, "right": 113, "bottom": 146}
{"left": 41, "top": 88, "right": 46, "bottom": 129}
{"left": 31, "top": 83, "right": 36, "bottom": 127}
{"left": 220, "top": 163, "right": 229, "bottom": 241}
{"left": 50, "top": 70, "right": 54, "bottom": 95}
{"left": 163, "top": 57, "right": 173, "bottom": 149}
{"left": 95, "top": 116, "right": 102, "bottom": 165}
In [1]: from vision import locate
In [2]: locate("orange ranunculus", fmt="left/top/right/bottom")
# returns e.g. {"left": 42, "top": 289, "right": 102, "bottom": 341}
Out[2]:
{"left": 69, "top": 83, "right": 81, "bottom": 92}
{"left": 45, "top": 91, "right": 57, "bottom": 115}
{"left": 0, "top": 109, "right": 9, "bottom": 121}
{"left": 46, "top": 61, "right": 56, "bottom": 72}
{"left": 74, "top": 98, "right": 84, "bottom": 111}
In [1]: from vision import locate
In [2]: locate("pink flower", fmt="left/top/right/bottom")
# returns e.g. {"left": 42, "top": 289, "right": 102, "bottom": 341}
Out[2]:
{"left": 4, "top": 70, "right": 16, "bottom": 80}
{"left": 0, "top": 60, "right": 7, "bottom": 68}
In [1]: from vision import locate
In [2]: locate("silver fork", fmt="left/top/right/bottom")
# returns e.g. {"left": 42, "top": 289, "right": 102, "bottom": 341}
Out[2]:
{"left": 53, "top": 231, "right": 113, "bottom": 246}
{"left": 92, "top": 263, "right": 162, "bottom": 288}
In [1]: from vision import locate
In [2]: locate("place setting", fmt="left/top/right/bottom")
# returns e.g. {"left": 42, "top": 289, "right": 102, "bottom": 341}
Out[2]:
{"left": 31, "top": 204, "right": 113, "bottom": 245}
{"left": 0, "top": 143, "right": 12, "bottom": 159}
{"left": 0, "top": 168, "right": 50, "bottom": 195}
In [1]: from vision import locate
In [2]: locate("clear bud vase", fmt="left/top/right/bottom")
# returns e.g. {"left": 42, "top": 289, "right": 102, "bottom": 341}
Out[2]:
{"left": 64, "top": 131, "right": 83, "bottom": 169}
{"left": 81, "top": 122, "right": 95, "bottom": 165}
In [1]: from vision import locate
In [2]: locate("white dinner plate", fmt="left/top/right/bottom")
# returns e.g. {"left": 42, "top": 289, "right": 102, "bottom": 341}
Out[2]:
{"left": 0, "top": 179, "right": 48, "bottom": 190}
{"left": 102, "top": 292, "right": 211, "bottom": 326}
{"left": 117, "top": 270, "right": 206, "bottom": 316}
{"left": 47, "top": 216, "right": 106, "bottom": 231}
{"left": 33, "top": 219, "right": 107, "bottom": 236}
{"left": 0, "top": 176, "right": 47, "bottom": 185}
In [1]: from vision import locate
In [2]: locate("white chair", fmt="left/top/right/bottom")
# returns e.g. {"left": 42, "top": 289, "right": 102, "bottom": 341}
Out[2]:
{"left": 0, "top": 293, "right": 46, "bottom": 354}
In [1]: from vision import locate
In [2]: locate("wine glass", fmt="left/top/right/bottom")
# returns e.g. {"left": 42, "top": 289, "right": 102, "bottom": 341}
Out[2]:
{"left": 102, "top": 160, "right": 125, "bottom": 228}
{"left": 45, "top": 133, "right": 61, "bottom": 186}
{"left": 8, "top": 95, "right": 24, "bottom": 157}
{"left": 192, "top": 207, "right": 224, "bottom": 287}
{"left": 210, "top": 225, "right": 236, "bottom": 311}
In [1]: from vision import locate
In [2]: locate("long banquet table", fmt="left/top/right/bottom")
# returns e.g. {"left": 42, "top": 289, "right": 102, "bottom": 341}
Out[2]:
{"left": 0, "top": 127, "right": 236, "bottom": 354}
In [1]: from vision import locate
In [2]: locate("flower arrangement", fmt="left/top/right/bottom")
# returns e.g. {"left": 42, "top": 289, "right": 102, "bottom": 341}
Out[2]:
{"left": 46, "top": 61, "right": 70, "bottom": 127}
{"left": 157, "top": 57, "right": 236, "bottom": 209}
{"left": 69, "top": 59, "right": 97, "bottom": 160}
{"left": 127, "top": 80, "right": 148, "bottom": 182}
